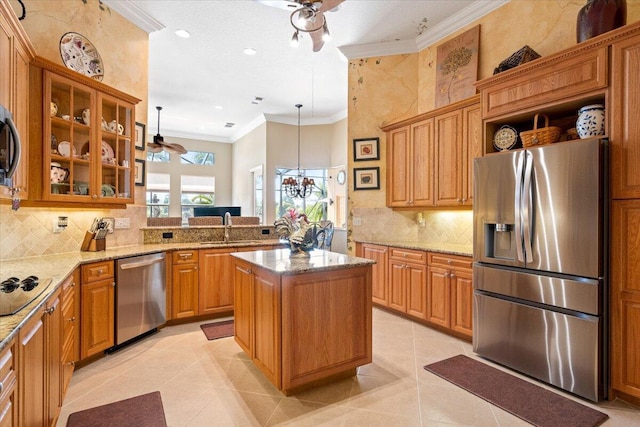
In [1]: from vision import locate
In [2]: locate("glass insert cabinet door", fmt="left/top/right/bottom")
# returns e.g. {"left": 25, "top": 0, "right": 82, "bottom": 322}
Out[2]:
{"left": 44, "top": 70, "right": 135, "bottom": 203}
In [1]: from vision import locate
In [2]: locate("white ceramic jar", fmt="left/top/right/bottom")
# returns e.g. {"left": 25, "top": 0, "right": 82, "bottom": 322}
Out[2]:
{"left": 576, "top": 104, "right": 605, "bottom": 138}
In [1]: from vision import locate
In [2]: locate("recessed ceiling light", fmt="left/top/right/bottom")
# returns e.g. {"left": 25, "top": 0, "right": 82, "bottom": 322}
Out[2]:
{"left": 215, "top": 105, "right": 223, "bottom": 110}
{"left": 243, "top": 48, "right": 257, "bottom": 55}
{"left": 175, "top": 29, "right": 190, "bottom": 38}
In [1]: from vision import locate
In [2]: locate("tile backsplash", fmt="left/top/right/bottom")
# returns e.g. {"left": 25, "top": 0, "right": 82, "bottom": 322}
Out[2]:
{"left": 351, "top": 207, "right": 472, "bottom": 246}
{"left": 0, "top": 204, "right": 146, "bottom": 261}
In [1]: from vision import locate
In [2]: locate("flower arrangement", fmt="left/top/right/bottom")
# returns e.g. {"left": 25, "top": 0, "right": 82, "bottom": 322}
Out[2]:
{"left": 274, "top": 209, "right": 315, "bottom": 256}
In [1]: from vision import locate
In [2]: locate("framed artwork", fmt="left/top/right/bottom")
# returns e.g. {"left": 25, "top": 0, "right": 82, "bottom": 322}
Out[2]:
{"left": 435, "top": 25, "right": 480, "bottom": 108}
{"left": 134, "top": 122, "right": 145, "bottom": 150}
{"left": 353, "top": 167, "right": 380, "bottom": 190}
{"left": 353, "top": 137, "right": 380, "bottom": 161}
{"left": 134, "top": 159, "right": 146, "bottom": 186}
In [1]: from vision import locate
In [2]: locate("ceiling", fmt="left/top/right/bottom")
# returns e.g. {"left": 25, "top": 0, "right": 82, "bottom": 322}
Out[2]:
{"left": 104, "top": 0, "right": 507, "bottom": 143}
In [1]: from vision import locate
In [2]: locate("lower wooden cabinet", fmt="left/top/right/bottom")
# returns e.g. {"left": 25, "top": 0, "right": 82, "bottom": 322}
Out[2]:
{"left": 358, "top": 242, "right": 473, "bottom": 339}
{"left": 0, "top": 339, "right": 17, "bottom": 427}
{"left": 61, "top": 270, "right": 79, "bottom": 397}
{"left": 81, "top": 261, "right": 115, "bottom": 359}
{"left": 18, "top": 286, "right": 62, "bottom": 426}
{"left": 199, "top": 249, "right": 235, "bottom": 315}
{"left": 611, "top": 200, "right": 640, "bottom": 401}
{"left": 172, "top": 250, "right": 199, "bottom": 319}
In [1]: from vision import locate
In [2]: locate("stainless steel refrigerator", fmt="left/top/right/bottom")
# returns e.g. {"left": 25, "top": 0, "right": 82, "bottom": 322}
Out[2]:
{"left": 473, "top": 138, "right": 607, "bottom": 402}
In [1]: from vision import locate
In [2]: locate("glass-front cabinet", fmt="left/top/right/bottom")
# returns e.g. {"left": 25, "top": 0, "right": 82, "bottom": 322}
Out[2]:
{"left": 38, "top": 58, "right": 138, "bottom": 205}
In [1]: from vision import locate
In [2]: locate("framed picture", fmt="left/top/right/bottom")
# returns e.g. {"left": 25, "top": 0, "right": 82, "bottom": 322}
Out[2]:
{"left": 353, "top": 137, "right": 380, "bottom": 161}
{"left": 353, "top": 167, "right": 380, "bottom": 190}
{"left": 134, "top": 122, "right": 145, "bottom": 150}
{"left": 435, "top": 25, "right": 480, "bottom": 108}
{"left": 134, "top": 159, "right": 145, "bottom": 186}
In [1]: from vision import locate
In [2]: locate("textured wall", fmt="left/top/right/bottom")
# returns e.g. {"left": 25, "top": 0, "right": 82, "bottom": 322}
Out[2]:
{"left": 347, "top": 0, "right": 640, "bottom": 253}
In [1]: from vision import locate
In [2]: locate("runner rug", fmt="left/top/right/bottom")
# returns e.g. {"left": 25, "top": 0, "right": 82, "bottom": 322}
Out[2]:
{"left": 66, "top": 391, "right": 167, "bottom": 427}
{"left": 424, "top": 355, "right": 608, "bottom": 427}
{"left": 200, "top": 319, "right": 234, "bottom": 340}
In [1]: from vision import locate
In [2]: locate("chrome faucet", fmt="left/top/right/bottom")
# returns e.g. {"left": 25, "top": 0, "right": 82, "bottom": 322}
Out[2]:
{"left": 224, "top": 212, "right": 232, "bottom": 243}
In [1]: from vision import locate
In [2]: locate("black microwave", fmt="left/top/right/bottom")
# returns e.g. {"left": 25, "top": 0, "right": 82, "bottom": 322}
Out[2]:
{"left": 0, "top": 104, "right": 22, "bottom": 188}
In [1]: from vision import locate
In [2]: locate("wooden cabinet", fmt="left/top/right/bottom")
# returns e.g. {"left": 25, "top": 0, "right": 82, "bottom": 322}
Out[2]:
{"left": 233, "top": 257, "right": 371, "bottom": 395}
{"left": 61, "top": 270, "right": 79, "bottom": 398}
{"left": 611, "top": 33, "right": 640, "bottom": 199}
{"left": 386, "top": 120, "right": 434, "bottom": 207}
{"left": 172, "top": 250, "right": 199, "bottom": 319}
{"left": 18, "top": 286, "right": 62, "bottom": 426}
{"left": 611, "top": 200, "right": 640, "bottom": 399}
{"left": 28, "top": 56, "right": 139, "bottom": 205}
{"left": 384, "top": 96, "right": 479, "bottom": 208}
{"left": 359, "top": 243, "right": 389, "bottom": 306}
{"left": 427, "top": 253, "right": 473, "bottom": 339}
{"left": 81, "top": 261, "right": 114, "bottom": 359}
{"left": 0, "top": 2, "right": 35, "bottom": 201}
{"left": 388, "top": 247, "right": 427, "bottom": 320}
{"left": 199, "top": 248, "right": 235, "bottom": 315}
{"left": 0, "top": 339, "right": 17, "bottom": 427}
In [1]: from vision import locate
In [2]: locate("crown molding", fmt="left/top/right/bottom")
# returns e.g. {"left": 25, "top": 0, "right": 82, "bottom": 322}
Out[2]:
{"left": 338, "top": 0, "right": 509, "bottom": 59}
{"left": 101, "top": 0, "right": 165, "bottom": 33}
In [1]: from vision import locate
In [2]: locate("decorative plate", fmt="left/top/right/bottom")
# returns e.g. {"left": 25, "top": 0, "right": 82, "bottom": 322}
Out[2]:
{"left": 493, "top": 125, "right": 518, "bottom": 151}
{"left": 57, "top": 141, "right": 76, "bottom": 157}
{"left": 101, "top": 140, "right": 114, "bottom": 162}
{"left": 59, "top": 32, "right": 104, "bottom": 81}
{"left": 337, "top": 169, "right": 346, "bottom": 185}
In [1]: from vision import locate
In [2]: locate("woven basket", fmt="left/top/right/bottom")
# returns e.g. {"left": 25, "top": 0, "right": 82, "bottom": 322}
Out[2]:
{"left": 493, "top": 45, "right": 541, "bottom": 75}
{"left": 519, "top": 114, "right": 562, "bottom": 147}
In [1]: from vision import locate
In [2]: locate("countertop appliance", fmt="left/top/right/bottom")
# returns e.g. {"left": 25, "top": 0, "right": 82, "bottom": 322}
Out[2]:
{"left": 116, "top": 253, "right": 166, "bottom": 345}
{"left": 473, "top": 138, "right": 608, "bottom": 402}
{"left": 0, "top": 104, "right": 22, "bottom": 189}
{"left": 0, "top": 276, "right": 52, "bottom": 316}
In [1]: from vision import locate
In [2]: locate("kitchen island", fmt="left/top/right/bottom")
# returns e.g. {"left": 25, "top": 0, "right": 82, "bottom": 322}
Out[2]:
{"left": 231, "top": 248, "right": 374, "bottom": 395}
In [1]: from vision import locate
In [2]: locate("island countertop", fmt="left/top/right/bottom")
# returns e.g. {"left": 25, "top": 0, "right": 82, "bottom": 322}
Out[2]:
{"left": 230, "top": 248, "right": 375, "bottom": 275}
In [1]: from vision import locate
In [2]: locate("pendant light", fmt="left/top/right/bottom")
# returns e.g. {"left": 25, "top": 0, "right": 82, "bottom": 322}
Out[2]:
{"left": 282, "top": 104, "right": 314, "bottom": 199}
{"left": 146, "top": 106, "right": 187, "bottom": 154}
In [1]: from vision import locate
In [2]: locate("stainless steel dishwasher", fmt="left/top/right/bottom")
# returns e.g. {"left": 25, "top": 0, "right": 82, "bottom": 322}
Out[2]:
{"left": 116, "top": 252, "right": 166, "bottom": 345}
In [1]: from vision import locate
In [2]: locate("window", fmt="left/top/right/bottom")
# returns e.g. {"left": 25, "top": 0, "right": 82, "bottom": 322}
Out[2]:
{"left": 275, "top": 168, "right": 328, "bottom": 222}
{"left": 180, "top": 150, "right": 215, "bottom": 165}
{"left": 180, "top": 175, "right": 215, "bottom": 223}
{"left": 146, "top": 173, "right": 170, "bottom": 217}
{"left": 147, "top": 150, "right": 170, "bottom": 162}
{"left": 251, "top": 165, "right": 264, "bottom": 222}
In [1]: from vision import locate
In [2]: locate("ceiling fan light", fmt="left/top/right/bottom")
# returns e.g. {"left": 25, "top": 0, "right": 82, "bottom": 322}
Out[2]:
{"left": 322, "top": 22, "right": 331, "bottom": 42}
{"left": 290, "top": 31, "right": 300, "bottom": 47}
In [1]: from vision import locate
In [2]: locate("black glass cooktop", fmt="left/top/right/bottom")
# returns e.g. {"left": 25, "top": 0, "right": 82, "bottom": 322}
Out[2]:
{"left": 0, "top": 277, "right": 52, "bottom": 316}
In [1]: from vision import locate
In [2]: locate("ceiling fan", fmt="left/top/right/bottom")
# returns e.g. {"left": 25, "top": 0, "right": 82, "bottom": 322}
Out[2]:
{"left": 147, "top": 106, "right": 187, "bottom": 155}
{"left": 256, "top": 0, "right": 345, "bottom": 52}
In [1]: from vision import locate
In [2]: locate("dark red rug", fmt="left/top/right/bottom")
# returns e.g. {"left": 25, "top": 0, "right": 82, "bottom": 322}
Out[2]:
{"left": 66, "top": 391, "right": 167, "bottom": 427}
{"left": 424, "top": 355, "right": 608, "bottom": 427}
{"left": 200, "top": 319, "right": 234, "bottom": 340}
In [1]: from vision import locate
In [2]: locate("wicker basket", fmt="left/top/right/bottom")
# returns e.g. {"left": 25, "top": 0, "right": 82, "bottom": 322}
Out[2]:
{"left": 519, "top": 114, "right": 562, "bottom": 147}
{"left": 493, "top": 45, "right": 541, "bottom": 75}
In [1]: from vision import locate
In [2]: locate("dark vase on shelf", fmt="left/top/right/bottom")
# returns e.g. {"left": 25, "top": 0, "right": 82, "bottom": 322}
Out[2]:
{"left": 577, "top": 0, "right": 627, "bottom": 43}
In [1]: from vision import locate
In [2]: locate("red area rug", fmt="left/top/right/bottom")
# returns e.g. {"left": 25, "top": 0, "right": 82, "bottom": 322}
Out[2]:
{"left": 424, "top": 355, "right": 608, "bottom": 427}
{"left": 200, "top": 319, "right": 234, "bottom": 340}
{"left": 66, "top": 391, "right": 167, "bottom": 427}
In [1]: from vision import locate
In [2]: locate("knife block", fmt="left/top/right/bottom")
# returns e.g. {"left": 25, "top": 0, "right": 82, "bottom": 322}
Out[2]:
{"left": 81, "top": 231, "right": 106, "bottom": 252}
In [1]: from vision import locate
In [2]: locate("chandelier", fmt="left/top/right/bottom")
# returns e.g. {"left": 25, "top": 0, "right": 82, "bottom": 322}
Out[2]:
{"left": 282, "top": 104, "right": 314, "bottom": 199}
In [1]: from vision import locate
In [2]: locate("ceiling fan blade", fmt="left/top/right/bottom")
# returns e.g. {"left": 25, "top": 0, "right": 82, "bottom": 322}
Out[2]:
{"left": 147, "top": 142, "right": 164, "bottom": 153}
{"left": 317, "top": 0, "right": 344, "bottom": 13}
{"left": 254, "top": 0, "right": 303, "bottom": 11}
{"left": 163, "top": 142, "right": 187, "bottom": 155}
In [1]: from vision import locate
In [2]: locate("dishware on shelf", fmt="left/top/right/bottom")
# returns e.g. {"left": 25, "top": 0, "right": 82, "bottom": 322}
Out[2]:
{"left": 108, "top": 120, "right": 124, "bottom": 135}
{"left": 576, "top": 104, "right": 605, "bottom": 138}
{"left": 82, "top": 108, "right": 90, "bottom": 125}
{"left": 57, "top": 141, "right": 76, "bottom": 157}
{"left": 50, "top": 102, "right": 58, "bottom": 117}
{"left": 59, "top": 32, "right": 104, "bottom": 81}
{"left": 100, "top": 140, "right": 115, "bottom": 162}
{"left": 50, "top": 162, "right": 69, "bottom": 183}
{"left": 101, "top": 117, "right": 108, "bottom": 130}
{"left": 61, "top": 114, "right": 70, "bottom": 120}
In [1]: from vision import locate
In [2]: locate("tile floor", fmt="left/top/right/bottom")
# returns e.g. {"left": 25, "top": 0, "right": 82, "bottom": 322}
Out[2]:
{"left": 57, "top": 309, "right": 640, "bottom": 426}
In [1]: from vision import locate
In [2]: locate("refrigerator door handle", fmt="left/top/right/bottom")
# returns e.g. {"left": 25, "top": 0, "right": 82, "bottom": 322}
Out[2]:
{"left": 514, "top": 151, "right": 525, "bottom": 262}
{"left": 523, "top": 151, "right": 534, "bottom": 262}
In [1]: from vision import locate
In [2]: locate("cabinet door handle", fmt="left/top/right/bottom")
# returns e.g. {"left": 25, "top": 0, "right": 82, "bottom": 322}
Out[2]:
{"left": 447, "top": 260, "right": 453, "bottom": 265}
{"left": 70, "top": 282, "right": 76, "bottom": 287}
{"left": 237, "top": 267, "right": 252, "bottom": 275}
{"left": 67, "top": 316, "right": 76, "bottom": 322}
{"left": 66, "top": 361, "right": 75, "bottom": 367}
{"left": 92, "top": 194, "right": 98, "bottom": 199}
{"left": 179, "top": 253, "right": 193, "bottom": 259}
{"left": 97, "top": 268, "right": 104, "bottom": 275}
{"left": 0, "top": 381, "right": 3, "bottom": 395}
{"left": 194, "top": 267, "right": 198, "bottom": 271}
{"left": 112, "top": 281, "right": 116, "bottom": 287}
{"left": 46, "top": 306, "right": 56, "bottom": 315}
{"left": 451, "top": 273, "right": 456, "bottom": 278}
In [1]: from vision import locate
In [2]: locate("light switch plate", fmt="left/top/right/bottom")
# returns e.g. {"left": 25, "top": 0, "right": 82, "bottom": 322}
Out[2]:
{"left": 114, "top": 218, "right": 130, "bottom": 229}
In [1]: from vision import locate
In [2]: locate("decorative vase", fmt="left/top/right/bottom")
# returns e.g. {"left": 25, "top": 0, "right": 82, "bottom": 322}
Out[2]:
{"left": 576, "top": 104, "right": 606, "bottom": 138}
{"left": 577, "top": 0, "right": 627, "bottom": 43}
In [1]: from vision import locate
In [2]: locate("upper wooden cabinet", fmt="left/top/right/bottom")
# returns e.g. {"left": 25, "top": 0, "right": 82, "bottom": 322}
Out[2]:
{"left": 0, "top": 2, "right": 35, "bottom": 201}
{"left": 28, "top": 56, "right": 139, "bottom": 206}
{"left": 383, "top": 95, "right": 480, "bottom": 209}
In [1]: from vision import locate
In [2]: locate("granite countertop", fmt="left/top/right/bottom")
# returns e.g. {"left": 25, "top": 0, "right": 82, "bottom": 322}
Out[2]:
{"left": 355, "top": 240, "right": 473, "bottom": 257}
{"left": 231, "top": 248, "right": 375, "bottom": 275}
{"left": 0, "top": 239, "right": 284, "bottom": 351}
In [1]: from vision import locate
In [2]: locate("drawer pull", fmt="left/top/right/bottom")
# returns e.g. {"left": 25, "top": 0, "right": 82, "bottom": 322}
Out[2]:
{"left": 46, "top": 306, "right": 56, "bottom": 315}
{"left": 67, "top": 317, "right": 76, "bottom": 322}
{"left": 179, "top": 253, "right": 193, "bottom": 259}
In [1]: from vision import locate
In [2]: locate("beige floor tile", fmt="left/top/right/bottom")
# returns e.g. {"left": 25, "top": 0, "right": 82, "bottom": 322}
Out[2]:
{"left": 57, "top": 307, "right": 640, "bottom": 427}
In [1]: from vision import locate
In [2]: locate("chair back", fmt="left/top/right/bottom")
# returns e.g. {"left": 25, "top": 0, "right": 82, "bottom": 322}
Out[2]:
{"left": 147, "top": 217, "right": 182, "bottom": 227}
{"left": 231, "top": 216, "right": 261, "bottom": 225}
{"left": 188, "top": 216, "right": 223, "bottom": 226}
